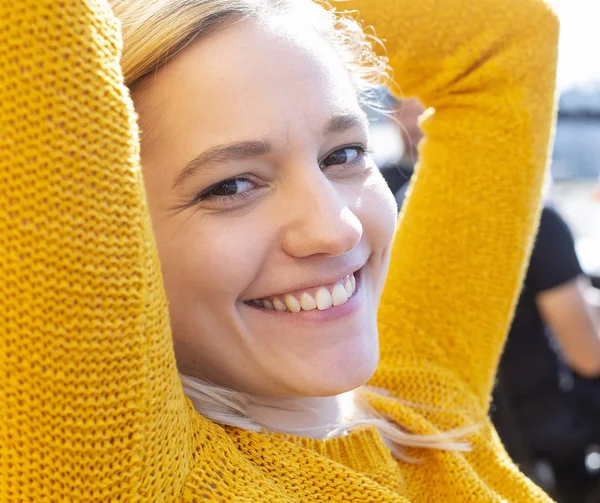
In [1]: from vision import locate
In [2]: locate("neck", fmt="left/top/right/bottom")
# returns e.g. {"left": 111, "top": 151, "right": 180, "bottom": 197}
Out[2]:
{"left": 246, "top": 392, "right": 357, "bottom": 439}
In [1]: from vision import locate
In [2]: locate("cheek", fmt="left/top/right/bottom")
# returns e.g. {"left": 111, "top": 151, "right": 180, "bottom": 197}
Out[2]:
{"left": 155, "top": 216, "right": 269, "bottom": 309}
{"left": 351, "top": 169, "right": 398, "bottom": 294}
{"left": 358, "top": 170, "right": 398, "bottom": 252}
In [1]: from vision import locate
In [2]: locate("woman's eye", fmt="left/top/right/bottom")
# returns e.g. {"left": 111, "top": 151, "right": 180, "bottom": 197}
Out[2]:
{"left": 195, "top": 176, "right": 256, "bottom": 203}
{"left": 321, "top": 146, "right": 367, "bottom": 168}
{"left": 208, "top": 178, "right": 254, "bottom": 197}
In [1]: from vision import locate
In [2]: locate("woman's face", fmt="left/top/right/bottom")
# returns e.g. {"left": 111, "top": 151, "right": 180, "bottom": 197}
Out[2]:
{"left": 133, "top": 17, "right": 397, "bottom": 398}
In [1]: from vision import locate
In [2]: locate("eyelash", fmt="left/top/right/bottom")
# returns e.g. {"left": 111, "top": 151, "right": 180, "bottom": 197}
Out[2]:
{"left": 190, "top": 175, "right": 257, "bottom": 207}
{"left": 320, "top": 144, "right": 371, "bottom": 169}
{"left": 191, "top": 144, "right": 371, "bottom": 206}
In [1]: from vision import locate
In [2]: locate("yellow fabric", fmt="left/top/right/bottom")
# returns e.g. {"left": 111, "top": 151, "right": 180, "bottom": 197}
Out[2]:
{"left": 0, "top": 0, "right": 558, "bottom": 501}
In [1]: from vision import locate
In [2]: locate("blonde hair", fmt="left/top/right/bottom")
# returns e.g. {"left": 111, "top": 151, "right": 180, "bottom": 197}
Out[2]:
{"left": 112, "top": 0, "right": 388, "bottom": 89}
{"left": 111, "top": 0, "right": 472, "bottom": 458}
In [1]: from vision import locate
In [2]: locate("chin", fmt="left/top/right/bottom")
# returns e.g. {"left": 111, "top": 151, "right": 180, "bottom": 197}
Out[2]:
{"left": 294, "top": 344, "right": 380, "bottom": 397}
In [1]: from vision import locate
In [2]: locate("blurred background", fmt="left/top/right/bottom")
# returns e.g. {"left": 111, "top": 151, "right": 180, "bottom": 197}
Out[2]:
{"left": 369, "top": 2, "right": 600, "bottom": 501}
{"left": 370, "top": 0, "right": 600, "bottom": 278}
{"left": 549, "top": 0, "right": 600, "bottom": 278}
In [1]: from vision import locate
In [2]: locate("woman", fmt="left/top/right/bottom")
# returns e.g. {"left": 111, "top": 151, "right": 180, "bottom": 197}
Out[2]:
{"left": 0, "top": 0, "right": 558, "bottom": 501}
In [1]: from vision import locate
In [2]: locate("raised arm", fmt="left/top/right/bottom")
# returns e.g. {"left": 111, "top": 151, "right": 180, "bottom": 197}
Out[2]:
{"left": 344, "top": 0, "right": 559, "bottom": 411}
{"left": 0, "top": 1, "right": 193, "bottom": 500}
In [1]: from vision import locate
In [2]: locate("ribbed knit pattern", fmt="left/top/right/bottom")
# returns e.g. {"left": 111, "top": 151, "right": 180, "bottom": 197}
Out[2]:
{"left": 0, "top": 0, "right": 558, "bottom": 501}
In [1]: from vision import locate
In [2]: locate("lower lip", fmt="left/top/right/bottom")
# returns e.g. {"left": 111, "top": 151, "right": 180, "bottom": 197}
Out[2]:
{"left": 243, "top": 269, "right": 364, "bottom": 325}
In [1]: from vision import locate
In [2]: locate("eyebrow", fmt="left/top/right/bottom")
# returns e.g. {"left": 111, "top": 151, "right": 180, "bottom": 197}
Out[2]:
{"left": 172, "top": 112, "right": 368, "bottom": 189}
{"left": 323, "top": 111, "right": 369, "bottom": 136}
{"left": 173, "top": 140, "right": 271, "bottom": 189}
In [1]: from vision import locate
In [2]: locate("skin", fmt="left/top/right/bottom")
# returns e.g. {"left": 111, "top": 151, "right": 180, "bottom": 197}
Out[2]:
{"left": 537, "top": 275, "right": 600, "bottom": 377}
{"left": 131, "top": 17, "right": 397, "bottom": 429}
{"left": 394, "top": 98, "right": 424, "bottom": 166}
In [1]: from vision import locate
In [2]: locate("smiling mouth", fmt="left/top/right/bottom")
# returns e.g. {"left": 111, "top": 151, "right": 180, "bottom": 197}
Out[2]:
{"left": 246, "top": 271, "right": 358, "bottom": 313}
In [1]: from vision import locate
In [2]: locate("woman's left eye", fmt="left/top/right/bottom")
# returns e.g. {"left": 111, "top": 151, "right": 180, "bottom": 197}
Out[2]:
{"left": 321, "top": 145, "right": 368, "bottom": 168}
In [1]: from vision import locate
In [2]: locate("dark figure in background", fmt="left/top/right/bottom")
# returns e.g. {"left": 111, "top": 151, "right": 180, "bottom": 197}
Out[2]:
{"left": 492, "top": 206, "right": 600, "bottom": 503}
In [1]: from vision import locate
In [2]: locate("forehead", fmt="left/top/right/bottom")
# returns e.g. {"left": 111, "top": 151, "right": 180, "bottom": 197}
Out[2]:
{"left": 133, "top": 17, "right": 363, "bottom": 149}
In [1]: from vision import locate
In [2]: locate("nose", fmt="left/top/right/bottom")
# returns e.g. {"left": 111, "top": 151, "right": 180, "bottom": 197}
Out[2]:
{"left": 279, "top": 170, "right": 363, "bottom": 258}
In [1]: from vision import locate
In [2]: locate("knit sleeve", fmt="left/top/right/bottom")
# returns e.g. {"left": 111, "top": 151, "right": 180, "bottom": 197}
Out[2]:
{"left": 0, "top": 1, "right": 194, "bottom": 500}
{"left": 347, "top": 0, "right": 559, "bottom": 414}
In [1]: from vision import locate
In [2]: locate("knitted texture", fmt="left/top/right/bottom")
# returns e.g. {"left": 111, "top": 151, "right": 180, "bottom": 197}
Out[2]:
{"left": 0, "top": 0, "right": 558, "bottom": 501}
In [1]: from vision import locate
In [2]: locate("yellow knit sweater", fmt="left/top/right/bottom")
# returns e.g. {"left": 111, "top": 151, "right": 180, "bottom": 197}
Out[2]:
{"left": 0, "top": 0, "right": 558, "bottom": 501}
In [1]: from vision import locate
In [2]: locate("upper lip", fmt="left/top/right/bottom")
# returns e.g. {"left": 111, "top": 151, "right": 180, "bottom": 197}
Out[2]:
{"left": 246, "top": 261, "right": 366, "bottom": 301}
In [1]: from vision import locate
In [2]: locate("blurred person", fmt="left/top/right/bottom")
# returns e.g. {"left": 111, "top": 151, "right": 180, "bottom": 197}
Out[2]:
{"left": 377, "top": 98, "right": 424, "bottom": 204}
{"left": 493, "top": 205, "right": 600, "bottom": 503}
{"left": 1, "top": 0, "right": 559, "bottom": 501}
{"left": 394, "top": 98, "right": 425, "bottom": 169}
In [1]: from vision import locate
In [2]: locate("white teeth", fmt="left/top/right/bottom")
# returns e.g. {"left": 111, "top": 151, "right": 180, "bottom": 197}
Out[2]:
{"left": 315, "top": 287, "right": 333, "bottom": 311}
{"left": 300, "top": 292, "right": 317, "bottom": 311}
{"left": 331, "top": 283, "right": 349, "bottom": 306}
{"left": 344, "top": 278, "right": 353, "bottom": 297}
{"left": 284, "top": 294, "right": 301, "bottom": 313}
{"left": 252, "top": 272, "right": 357, "bottom": 313}
{"left": 272, "top": 297, "right": 288, "bottom": 312}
